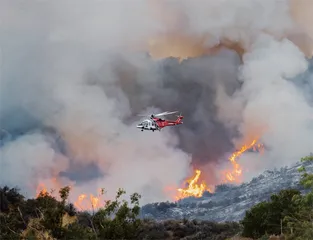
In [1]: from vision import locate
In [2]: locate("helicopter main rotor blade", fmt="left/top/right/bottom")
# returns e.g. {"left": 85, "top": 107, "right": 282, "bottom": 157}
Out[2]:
{"left": 136, "top": 111, "right": 179, "bottom": 118}
{"left": 154, "top": 111, "right": 178, "bottom": 117}
{"left": 153, "top": 111, "right": 169, "bottom": 117}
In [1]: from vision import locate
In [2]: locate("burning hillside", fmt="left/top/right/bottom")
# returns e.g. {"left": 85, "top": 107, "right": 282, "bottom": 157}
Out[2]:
{"left": 35, "top": 138, "right": 265, "bottom": 210}
{"left": 176, "top": 139, "right": 264, "bottom": 200}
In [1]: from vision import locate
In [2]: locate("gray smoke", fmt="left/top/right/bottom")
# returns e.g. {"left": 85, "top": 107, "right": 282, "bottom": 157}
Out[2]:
{"left": 0, "top": 0, "right": 192, "bottom": 204}
{"left": 0, "top": 0, "right": 313, "bottom": 205}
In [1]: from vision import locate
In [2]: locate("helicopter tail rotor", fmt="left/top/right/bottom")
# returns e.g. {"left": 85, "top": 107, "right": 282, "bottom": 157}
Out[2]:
{"left": 176, "top": 112, "right": 183, "bottom": 117}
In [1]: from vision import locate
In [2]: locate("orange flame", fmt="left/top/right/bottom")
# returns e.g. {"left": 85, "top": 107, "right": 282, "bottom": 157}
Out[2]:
{"left": 35, "top": 177, "right": 64, "bottom": 198}
{"left": 176, "top": 169, "right": 212, "bottom": 200}
{"left": 73, "top": 189, "right": 105, "bottom": 211}
{"left": 224, "top": 139, "right": 264, "bottom": 183}
{"left": 36, "top": 183, "right": 47, "bottom": 197}
{"left": 34, "top": 182, "right": 105, "bottom": 211}
{"left": 175, "top": 139, "right": 264, "bottom": 200}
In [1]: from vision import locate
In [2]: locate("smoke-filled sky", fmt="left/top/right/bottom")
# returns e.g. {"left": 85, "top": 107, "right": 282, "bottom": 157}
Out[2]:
{"left": 0, "top": 0, "right": 313, "bottom": 204}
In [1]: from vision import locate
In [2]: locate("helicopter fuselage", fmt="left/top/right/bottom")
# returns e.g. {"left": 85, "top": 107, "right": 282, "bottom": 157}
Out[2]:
{"left": 136, "top": 116, "right": 183, "bottom": 132}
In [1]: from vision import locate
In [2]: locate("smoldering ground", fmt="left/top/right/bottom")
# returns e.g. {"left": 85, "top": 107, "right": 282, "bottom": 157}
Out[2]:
{"left": 1, "top": 0, "right": 313, "bottom": 204}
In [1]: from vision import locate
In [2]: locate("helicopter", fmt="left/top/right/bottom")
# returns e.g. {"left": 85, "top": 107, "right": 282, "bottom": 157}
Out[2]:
{"left": 136, "top": 111, "right": 183, "bottom": 132}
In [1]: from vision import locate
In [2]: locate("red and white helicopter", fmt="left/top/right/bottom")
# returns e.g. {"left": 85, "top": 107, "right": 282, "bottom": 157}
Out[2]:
{"left": 136, "top": 111, "right": 183, "bottom": 132}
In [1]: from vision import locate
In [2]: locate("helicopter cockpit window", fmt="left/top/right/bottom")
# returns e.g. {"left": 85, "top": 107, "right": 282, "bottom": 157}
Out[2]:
{"left": 142, "top": 120, "right": 149, "bottom": 127}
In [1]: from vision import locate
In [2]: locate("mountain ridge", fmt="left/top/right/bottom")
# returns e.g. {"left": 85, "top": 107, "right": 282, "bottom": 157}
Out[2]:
{"left": 140, "top": 158, "right": 313, "bottom": 222}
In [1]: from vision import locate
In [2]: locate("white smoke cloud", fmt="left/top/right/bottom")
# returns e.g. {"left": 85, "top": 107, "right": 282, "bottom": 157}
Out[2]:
{"left": 180, "top": 0, "right": 294, "bottom": 37}
{"left": 0, "top": 133, "right": 70, "bottom": 192}
{"left": 234, "top": 35, "right": 313, "bottom": 178}
{"left": 0, "top": 0, "right": 313, "bottom": 205}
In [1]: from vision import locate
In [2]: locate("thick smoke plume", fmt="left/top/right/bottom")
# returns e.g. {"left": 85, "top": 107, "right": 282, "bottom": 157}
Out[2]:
{"left": 0, "top": 0, "right": 313, "bottom": 204}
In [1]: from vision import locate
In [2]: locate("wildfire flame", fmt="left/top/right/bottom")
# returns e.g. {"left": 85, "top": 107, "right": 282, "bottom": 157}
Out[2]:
{"left": 36, "top": 183, "right": 48, "bottom": 197}
{"left": 175, "top": 139, "right": 265, "bottom": 200}
{"left": 35, "top": 183, "right": 105, "bottom": 211}
{"left": 74, "top": 189, "right": 105, "bottom": 211}
{"left": 34, "top": 140, "right": 265, "bottom": 208}
{"left": 176, "top": 169, "right": 212, "bottom": 200}
{"left": 224, "top": 139, "right": 264, "bottom": 183}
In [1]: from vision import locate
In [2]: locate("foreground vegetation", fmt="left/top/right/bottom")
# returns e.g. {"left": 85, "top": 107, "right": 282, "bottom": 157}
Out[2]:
{"left": 241, "top": 155, "right": 313, "bottom": 240}
{"left": 0, "top": 186, "right": 240, "bottom": 239}
{"left": 0, "top": 155, "right": 312, "bottom": 239}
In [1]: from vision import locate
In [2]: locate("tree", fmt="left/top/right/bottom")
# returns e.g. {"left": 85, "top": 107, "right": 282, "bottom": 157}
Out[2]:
{"left": 241, "top": 189, "right": 301, "bottom": 239}
{"left": 92, "top": 188, "right": 142, "bottom": 239}
{"left": 241, "top": 155, "right": 313, "bottom": 239}
{"left": 241, "top": 201, "right": 271, "bottom": 239}
{"left": 0, "top": 186, "right": 24, "bottom": 212}
{"left": 0, "top": 186, "right": 27, "bottom": 239}
{"left": 284, "top": 155, "right": 313, "bottom": 239}
{"left": 298, "top": 155, "right": 313, "bottom": 189}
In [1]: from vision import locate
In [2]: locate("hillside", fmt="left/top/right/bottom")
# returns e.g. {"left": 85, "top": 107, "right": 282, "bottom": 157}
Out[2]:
{"left": 140, "top": 159, "right": 313, "bottom": 222}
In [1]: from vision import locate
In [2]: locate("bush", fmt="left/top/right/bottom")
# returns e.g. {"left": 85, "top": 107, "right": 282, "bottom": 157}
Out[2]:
{"left": 0, "top": 186, "right": 142, "bottom": 239}
{"left": 0, "top": 185, "right": 241, "bottom": 240}
{"left": 241, "top": 189, "right": 301, "bottom": 239}
{"left": 241, "top": 155, "right": 313, "bottom": 240}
